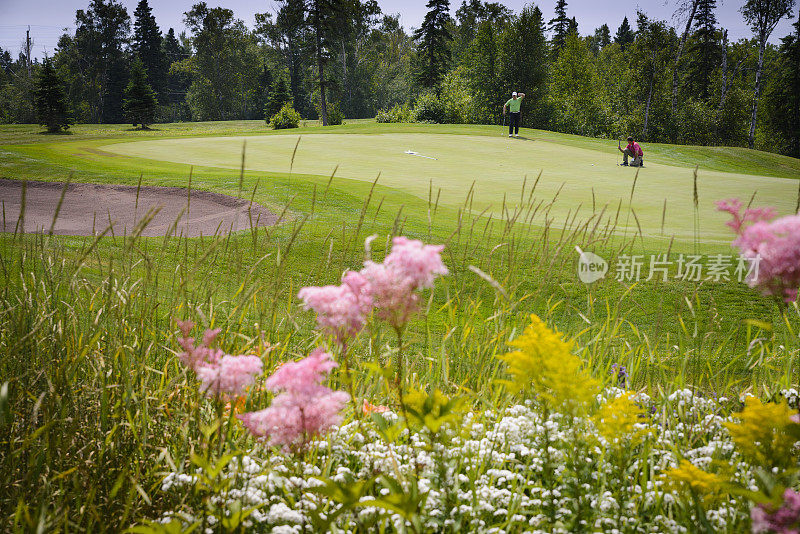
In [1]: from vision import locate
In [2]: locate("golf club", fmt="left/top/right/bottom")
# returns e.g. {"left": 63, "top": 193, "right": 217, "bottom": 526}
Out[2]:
{"left": 502, "top": 112, "right": 506, "bottom": 137}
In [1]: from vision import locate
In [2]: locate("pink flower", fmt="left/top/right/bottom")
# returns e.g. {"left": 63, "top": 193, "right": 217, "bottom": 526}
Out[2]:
{"left": 718, "top": 200, "right": 800, "bottom": 303}
{"left": 297, "top": 271, "right": 373, "bottom": 342}
{"left": 265, "top": 348, "right": 337, "bottom": 395}
{"left": 196, "top": 355, "right": 263, "bottom": 399}
{"left": 384, "top": 237, "right": 449, "bottom": 290}
{"left": 237, "top": 389, "right": 349, "bottom": 450}
{"left": 359, "top": 237, "right": 448, "bottom": 329}
{"left": 716, "top": 199, "right": 777, "bottom": 234}
{"left": 238, "top": 348, "right": 349, "bottom": 450}
{"left": 176, "top": 322, "right": 224, "bottom": 371}
{"left": 751, "top": 489, "right": 800, "bottom": 534}
{"left": 360, "top": 261, "right": 419, "bottom": 329}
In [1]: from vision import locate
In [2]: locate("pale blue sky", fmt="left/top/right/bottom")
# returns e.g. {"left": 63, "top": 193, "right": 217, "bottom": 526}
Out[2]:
{"left": 0, "top": 0, "right": 795, "bottom": 59}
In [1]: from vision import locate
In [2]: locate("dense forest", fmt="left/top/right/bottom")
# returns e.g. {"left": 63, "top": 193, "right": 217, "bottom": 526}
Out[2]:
{"left": 0, "top": 0, "right": 798, "bottom": 156}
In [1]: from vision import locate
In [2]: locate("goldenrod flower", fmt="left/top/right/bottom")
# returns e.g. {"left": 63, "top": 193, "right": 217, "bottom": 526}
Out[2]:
{"left": 498, "top": 314, "right": 598, "bottom": 413}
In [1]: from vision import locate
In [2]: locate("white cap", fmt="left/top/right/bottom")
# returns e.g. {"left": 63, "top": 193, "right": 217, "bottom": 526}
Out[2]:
{"left": 512, "top": 91, "right": 517, "bottom": 96}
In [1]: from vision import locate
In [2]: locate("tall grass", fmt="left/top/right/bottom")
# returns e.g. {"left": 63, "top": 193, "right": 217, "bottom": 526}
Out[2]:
{"left": 0, "top": 162, "right": 798, "bottom": 530}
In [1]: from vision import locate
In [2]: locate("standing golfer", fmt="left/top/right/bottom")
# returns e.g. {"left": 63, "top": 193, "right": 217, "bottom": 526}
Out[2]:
{"left": 618, "top": 136, "right": 644, "bottom": 167}
{"left": 503, "top": 91, "right": 525, "bottom": 138}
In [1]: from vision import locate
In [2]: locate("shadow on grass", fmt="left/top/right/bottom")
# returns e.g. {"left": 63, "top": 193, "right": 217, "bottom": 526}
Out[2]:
{"left": 37, "top": 130, "right": 74, "bottom": 136}
{"left": 124, "top": 126, "right": 161, "bottom": 132}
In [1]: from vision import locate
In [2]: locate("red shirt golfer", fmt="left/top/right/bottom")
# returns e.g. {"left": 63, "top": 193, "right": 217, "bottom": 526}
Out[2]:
{"left": 618, "top": 136, "right": 644, "bottom": 167}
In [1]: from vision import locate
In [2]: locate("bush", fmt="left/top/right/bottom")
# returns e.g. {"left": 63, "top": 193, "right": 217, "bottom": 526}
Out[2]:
{"left": 270, "top": 103, "right": 301, "bottom": 130}
{"left": 375, "top": 103, "right": 415, "bottom": 123}
{"left": 412, "top": 92, "right": 445, "bottom": 123}
{"left": 314, "top": 100, "right": 344, "bottom": 125}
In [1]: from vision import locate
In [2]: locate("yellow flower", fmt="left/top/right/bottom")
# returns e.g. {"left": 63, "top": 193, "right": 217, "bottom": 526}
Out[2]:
{"left": 592, "top": 393, "right": 649, "bottom": 445}
{"left": 724, "top": 396, "right": 800, "bottom": 470}
{"left": 664, "top": 459, "right": 725, "bottom": 506}
{"left": 498, "top": 314, "right": 598, "bottom": 413}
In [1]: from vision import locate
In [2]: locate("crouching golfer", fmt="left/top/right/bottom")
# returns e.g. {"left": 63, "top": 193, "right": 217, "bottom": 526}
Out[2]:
{"left": 618, "top": 136, "right": 644, "bottom": 167}
{"left": 503, "top": 91, "right": 526, "bottom": 137}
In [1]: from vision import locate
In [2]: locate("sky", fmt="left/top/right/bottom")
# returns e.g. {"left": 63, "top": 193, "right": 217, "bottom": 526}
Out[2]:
{"left": 0, "top": 0, "right": 796, "bottom": 60}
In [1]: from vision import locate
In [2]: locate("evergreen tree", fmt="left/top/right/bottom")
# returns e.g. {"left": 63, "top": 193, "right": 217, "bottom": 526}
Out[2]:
{"left": 265, "top": 75, "right": 291, "bottom": 119}
{"left": 549, "top": 0, "right": 570, "bottom": 53}
{"left": 34, "top": 57, "right": 72, "bottom": 132}
{"left": 303, "top": 0, "right": 349, "bottom": 125}
{"left": 413, "top": 0, "right": 453, "bottom": 91}
{"left": 741, "top": 0, "right": 796, "bottom": 149}
{"left": 161, "top": 28, "right": 190, "bottom": 121}
{"left": 256, "top": 65, "right": 274, "bottom": 113}
{"left": 569, "top": 17, "right": 579, "bottom": 35}
{"left": 467, "top": 19, "right": 501, "bottom": 120}
{"left": 588, "top": 24, "right": 611, "bottom": 53}
{"left": 123, "top": 57, "right": 158, "bottom": 128}
{"left": 132, "top": 0, "right": 166, "bottom": 93}
{"left": 455, "top": 0, "right": 512, "bottom": 46}
{"left": 74, "top": 0, "right": 131, "bottom": 123}
{"left": 183, "top": 3, "right": 262, "bottom": 121}
{"left": 499, "top": 5, "right": 549, "bottom": 127}
{"left": 767, "top": 12, "right": 800, "bottom": 157}
{"left": 687, "top": 0, "right": 719, "bottom": 100}
{"left": 615, "top": 17, "right": 634, "bottom": 51}
{"left": 549, "top": 33, "right": 608, "bottom": 136}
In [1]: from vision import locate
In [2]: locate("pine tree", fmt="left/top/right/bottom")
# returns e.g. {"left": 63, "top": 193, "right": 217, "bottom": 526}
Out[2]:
{"left": 687, "top": 0, "right": 719, "bottom": 101}
{"left": 34, "top": 57, "right": 72, "bottom": 133}
{"left": 132, "top": 0, "right": 166, "bottom": 93}
{"left": 265, "top": 76, "right": 291, "bottom": 120}
{"left": 499, "top": 5, "right": 549, "bottom": 127}
{"left": 467, "top": 19, "right": 501, "bottom": 120}
{"left": 413, "top": 0, "right": 453, "bottom": 90}
{"left": 597, "top": 24, "right": 611, "bottom": 47}
{"left": 615, "top": 17, "right": 634, "bottom": 51}
{"left": 123, "top": 58, "right": 158, "bottom": 129}
{"left": 767, "top": 13, "right": 800, "bottom": 157}
{"left": 741, "top": 0, "right": 795, "bottom": 149}
{"left": 548, "top": 0, "right": 570, "bottom": 53}
{"left": 569, "top": 17, "right": 579, "bottom": 35}
{"left": 256, "top": 65, "right": 274, "bottom": 114}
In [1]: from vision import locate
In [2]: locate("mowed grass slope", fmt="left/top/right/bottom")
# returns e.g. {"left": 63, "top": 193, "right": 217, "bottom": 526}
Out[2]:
{"left": 4, "top": 122, "right": 800, "bottom": 243}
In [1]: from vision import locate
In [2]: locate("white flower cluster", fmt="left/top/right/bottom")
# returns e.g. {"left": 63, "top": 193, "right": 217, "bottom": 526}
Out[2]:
{"left": 157, "top": 388, "right": 764, "bottom": 533}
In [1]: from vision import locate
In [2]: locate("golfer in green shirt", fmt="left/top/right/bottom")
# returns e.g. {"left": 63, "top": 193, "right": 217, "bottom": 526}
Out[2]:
{"left": 503, "top": 91, "right": 526, "bottom": 137}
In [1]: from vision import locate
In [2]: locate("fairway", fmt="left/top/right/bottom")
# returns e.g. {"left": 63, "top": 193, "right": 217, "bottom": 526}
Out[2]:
{"left": 104, "top": 131, "right": 800, "bottom": 242}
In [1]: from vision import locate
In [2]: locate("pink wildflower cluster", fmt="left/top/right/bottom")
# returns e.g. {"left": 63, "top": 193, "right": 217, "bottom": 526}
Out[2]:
{"left": 297, "top": 271, "right": 373, "bottom": 342}
{"left": 237, "top": 348, "right": 349, "bottom": 450}
{"left": 717, "top": 199, "right": 800, "bottom": 303}
{"left": 752, "top": 489, "right": 800, "bottom": 534}
{"left": 176, "top": 320, "right": 263, "bottom": 399}
{"left": 298, "top": 237, "right": 449, "bottom": 334}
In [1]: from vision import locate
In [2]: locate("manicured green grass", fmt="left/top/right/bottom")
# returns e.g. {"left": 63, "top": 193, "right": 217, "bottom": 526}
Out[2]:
{"left": 5, "top": 122, "right": 799, "bottom": 243}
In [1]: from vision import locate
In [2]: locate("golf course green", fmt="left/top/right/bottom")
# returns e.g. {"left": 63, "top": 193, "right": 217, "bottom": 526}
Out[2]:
{"left": 100, "top": 129, "right": 800, "bottom": 242}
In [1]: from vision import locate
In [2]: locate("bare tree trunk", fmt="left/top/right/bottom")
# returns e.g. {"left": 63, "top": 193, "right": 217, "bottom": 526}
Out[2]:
{"left": 314, "top": 6, "right": 328, "bottom": 126}
{"left": 748, "top": 38, "right": 766, "bottom": 150}
{"left": 671, "top": 0, "right": 699, "bottom": 115}
{"left": 718, "top": 30, "right": 729, "bottom": 111}
{"left": 644, "top": 69, "right": 654, "bottom": 139}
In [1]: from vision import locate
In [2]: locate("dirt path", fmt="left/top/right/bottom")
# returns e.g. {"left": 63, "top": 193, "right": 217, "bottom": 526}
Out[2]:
{"left": 0, "top": 179, "right": 278, "bottom": 237}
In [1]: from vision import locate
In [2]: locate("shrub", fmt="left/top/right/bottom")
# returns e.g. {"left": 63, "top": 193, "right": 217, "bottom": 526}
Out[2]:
{"left": 270, "top": 103, "right": 301, "bottom": 130}
{"left": 412, "top": 92, "right": 445, "bottom": 123}
{"left": 315, "top": 100, "right": 344, "bottom": 125}
{"left": 326, "top": 103, "right": 344, "bottom": 126}
{"left": 376, "top": 103, "right": 415, "bottom": 123}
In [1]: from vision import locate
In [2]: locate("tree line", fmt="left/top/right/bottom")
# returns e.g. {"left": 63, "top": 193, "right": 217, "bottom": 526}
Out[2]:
{"left": 0, "top": 0, "right": 797, "bottom": 156}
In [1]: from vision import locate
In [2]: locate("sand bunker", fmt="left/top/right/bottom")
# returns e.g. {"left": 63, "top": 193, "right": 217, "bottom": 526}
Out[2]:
{"left": 0, "top": 179, "right": 278, "bottom": 237}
